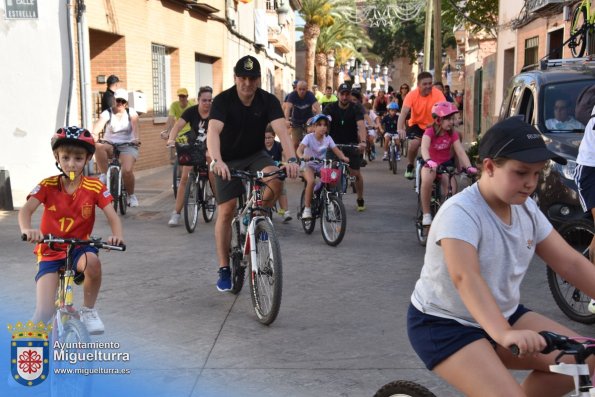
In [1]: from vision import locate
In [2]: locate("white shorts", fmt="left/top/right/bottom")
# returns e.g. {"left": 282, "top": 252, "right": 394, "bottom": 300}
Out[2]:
{"left": 367, "top": 129, "right": 377, "bottom": 138}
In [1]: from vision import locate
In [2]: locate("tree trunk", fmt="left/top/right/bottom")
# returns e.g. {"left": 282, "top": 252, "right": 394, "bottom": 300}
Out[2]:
{"left": 315, "top": 52, "right": 327, "bottom": 90}
{"left": 325, "top": 51, "right": 334, "bottom": 91}
{"left": 303, "top": 23, "right": 321, "bottom": 89}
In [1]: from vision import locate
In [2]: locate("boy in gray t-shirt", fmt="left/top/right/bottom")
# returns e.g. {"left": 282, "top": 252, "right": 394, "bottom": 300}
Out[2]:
{"left": 407, "top": 117, "right": 595, "bottom": 396}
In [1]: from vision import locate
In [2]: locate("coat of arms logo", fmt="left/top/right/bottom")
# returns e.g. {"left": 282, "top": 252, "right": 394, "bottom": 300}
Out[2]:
{"left": 244, "top": 57, "right": 254, "bottom": 70}
{"left": 8, "top": 321, "right": 51, "bottom": 386}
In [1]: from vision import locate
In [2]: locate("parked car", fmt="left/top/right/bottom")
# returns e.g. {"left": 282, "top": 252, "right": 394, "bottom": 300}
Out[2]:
{"left": 499, "top": 59, "right": 595, "bottom": 229}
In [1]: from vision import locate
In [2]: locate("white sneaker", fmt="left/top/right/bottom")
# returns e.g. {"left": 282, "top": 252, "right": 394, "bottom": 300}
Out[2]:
{"left": 128, "top": 194, "right": 139, "bottom": 207}
{"left": 80, "top": 307, "right": 105, "bottom": 335}
{"left": 302, "top": 207, "right": 312, "bottom": 220}
{"left": 282, "top": 210, "right": 292, "bottom": 222}
{"left": 422, "top": 213, "right": 433, "bottom": 226}
{"left": 168, "top": 212, "right": 181, "bottom": 226}
{"left": 98, "top": 173, "right": 106, "bottom": 184}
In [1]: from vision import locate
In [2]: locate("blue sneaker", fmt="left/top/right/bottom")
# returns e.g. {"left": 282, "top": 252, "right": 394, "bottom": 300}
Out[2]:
{"left": 217, "top": 267, "right": 232, "bottom": 292}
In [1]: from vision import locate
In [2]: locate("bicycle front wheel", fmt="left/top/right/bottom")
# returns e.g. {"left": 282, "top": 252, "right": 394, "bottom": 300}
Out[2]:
{"left": 415, "top": 194, "right": 428, "bottom": 247}
{"left": 201, "top": 177, "right": 217, "bottom": 223}
{"left": 570, "top": 5, "right": 588, "bottom": 58}
{"left": 249, "top": 220, "right": 282, "bottom": 325}
{"left": 172, "top": 159, "right": 181, "bottom": 199}
{"left": 391, "top": 146, "right": 398, "bottom": 174}
{"left": 373, "top": 380, "right": 436, "bottom": 397}
{"left": 321, "top": 194, "right": 346, "bottom": 246}
{"left": 51, "top": 318, "right": 92, "bottom": 396}
{"left": 109, "top": 168, "right": 120, "bottom": 213}
{"left": 119, "top": 185, "right": 127, "bottom": 215}
{"left": 184, "top": 172, "right": 199, "bottom": 233}
{"left": 547, "top": 219, "right": 595, "bottom": 324}
{"left": 300, "top": 189, "right": 316, "bottom": 234}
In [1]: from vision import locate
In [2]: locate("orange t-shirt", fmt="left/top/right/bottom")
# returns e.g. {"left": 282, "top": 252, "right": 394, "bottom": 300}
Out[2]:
{"left": 403, "top": 87, "right": 446, "bottom": 130}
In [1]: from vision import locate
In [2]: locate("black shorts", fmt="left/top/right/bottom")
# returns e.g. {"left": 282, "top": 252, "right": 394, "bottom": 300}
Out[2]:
{"left": 327, "top": 146, "right": 362, "bottom": 170}
{"left": 407, "top": 303, "right": 531, "bottom": 370}
{"left": 575, "top": 164, "right": 595, "bottom": 212}
{"left": 406, "top": 124, "right": 426, "bottom": 138}
{"left": 215, "top": 151, "right": 275, "bottom": 204}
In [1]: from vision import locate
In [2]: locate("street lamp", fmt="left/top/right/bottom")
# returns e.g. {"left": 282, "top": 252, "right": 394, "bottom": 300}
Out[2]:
{"left": 327, "top": 54, "right": 335, "bottom": 90}
{"left": 417, "top": 51, "right": 424, "bottom": 71}
{"left": 327, "top": 54, "right": 335, "bottom": 69}
{"left": 374, "top": 64, "right": 381, "bottom": 74}
{"left": 382, "top": 66, "right": 389, "bottom": 92}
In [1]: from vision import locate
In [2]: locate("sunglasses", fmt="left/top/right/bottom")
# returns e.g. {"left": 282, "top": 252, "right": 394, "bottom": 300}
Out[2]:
{"left": 116, "top": 98, "right": 127, "bottom": 104}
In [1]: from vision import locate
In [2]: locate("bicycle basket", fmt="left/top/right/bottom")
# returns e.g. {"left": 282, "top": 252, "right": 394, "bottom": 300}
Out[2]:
{"left": 176, "top": 141, "right": 206, "bottom": 166}
{"left": 320, "top": 167, "right": 341, "bottom": 184}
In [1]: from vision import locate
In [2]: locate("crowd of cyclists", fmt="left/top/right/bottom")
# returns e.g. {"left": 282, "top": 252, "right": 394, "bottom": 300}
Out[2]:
{"left": 19, "top": 54, "right": 595, "bottom": 396}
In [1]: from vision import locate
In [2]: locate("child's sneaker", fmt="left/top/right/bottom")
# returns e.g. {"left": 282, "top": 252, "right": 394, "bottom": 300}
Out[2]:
{"left": 302, "top": 207, "right": 312, "bottom": 220}
{"left": 382, "top": 153, "right": 388, "bottom": 161}
{"left": 217, "top": 267, "right": 232, "bottom": 292}
{"left": 356, "top": 199, "right": 366, "bottom": 212}
{"left": 404, "top": 164, "right": 414, "bottom": 179}
{"left": 80, "top": 307, "right": 105, "bottom": 335}
{"left": 168, "top": 212, "right": 181, "bottom": 226}
{"left": 422, "top": 213, "right": 433, "bottom": 226}
{"left": 128, "top": 194, "right": 139, "bottom": 207}
{"left": 281, "top": 210, "right": 292, "bottom": 223}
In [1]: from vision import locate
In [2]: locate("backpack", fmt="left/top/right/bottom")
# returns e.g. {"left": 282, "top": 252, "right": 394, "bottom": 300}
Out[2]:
{"left": 107, "top": 107, "right": 131, "bottom": 126}
{"left": 576, "top": 84, "right": 595, "bottom": 125}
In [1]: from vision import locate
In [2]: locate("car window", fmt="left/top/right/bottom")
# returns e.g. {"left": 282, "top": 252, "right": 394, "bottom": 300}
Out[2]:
{"left": 517, "top": 88, "right": 535, "bottom": 125}
{"left": 542, "top": 80, "right": 594, "bottom": 132}
{"left": 508, "top": 86, "right": 523, "bottom": 117}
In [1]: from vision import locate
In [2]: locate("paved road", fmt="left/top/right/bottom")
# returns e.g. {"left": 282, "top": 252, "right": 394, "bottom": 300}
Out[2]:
{"left": 0, "top": 154, "right": 592, "bottom": 397}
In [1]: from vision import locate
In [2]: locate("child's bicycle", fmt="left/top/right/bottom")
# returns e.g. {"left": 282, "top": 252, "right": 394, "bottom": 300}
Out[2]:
{"left": 414, "top": 160, "right": 476, "bottom": 246}
{"left": 386, "top": 133, "right": 401, "bottom": 175}
{"left": 99, "top": 140, "right": 138, "bottom": 215}
{"left": 373, "top": 330, "right": 595, "bottom": 397}
{"left": 297, "top": 159, "right": 347, "bottom": 246}
{"left": 228, "top": 168, "right": 286, "bottom": 325}
{"left": 20, "top": 234, "right": 125, "bottom": 394}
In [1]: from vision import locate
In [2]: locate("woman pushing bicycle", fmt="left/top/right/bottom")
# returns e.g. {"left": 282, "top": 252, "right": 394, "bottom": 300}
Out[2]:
{"left": 296, "top": 114, "right": 349, "bottom": 220}
{"left": 408, "top": 117, "right": 595, "bottom": 397}
{"left": 18, "top": 127, "right": 123, "bottom": 334}
{"left": 419, "top": 101, "right": 476, "bottom": 226}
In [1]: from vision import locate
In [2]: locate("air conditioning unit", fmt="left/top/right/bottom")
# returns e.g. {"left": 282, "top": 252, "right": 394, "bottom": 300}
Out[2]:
{"left": 128, "top": 90, "right": 147, "bottom": 114}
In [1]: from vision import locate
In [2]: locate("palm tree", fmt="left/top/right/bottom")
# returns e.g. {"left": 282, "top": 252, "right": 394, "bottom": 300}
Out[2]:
{"left": 299, "top": 0, "right": 354, "bottom": 88}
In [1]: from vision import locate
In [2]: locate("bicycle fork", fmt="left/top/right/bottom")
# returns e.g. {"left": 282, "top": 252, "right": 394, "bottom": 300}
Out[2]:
{"left": 243, "top": 216, "right": 273, "bottom": 274}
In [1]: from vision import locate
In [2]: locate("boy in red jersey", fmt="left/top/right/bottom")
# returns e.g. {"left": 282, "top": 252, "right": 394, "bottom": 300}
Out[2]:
{"left": 19, "top": 126, "right": 123, "bottom": 334}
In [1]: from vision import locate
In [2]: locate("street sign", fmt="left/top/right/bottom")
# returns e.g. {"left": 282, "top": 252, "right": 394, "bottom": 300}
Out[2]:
{"left": 4, "top": 0, "right": 38, "bottom": 20}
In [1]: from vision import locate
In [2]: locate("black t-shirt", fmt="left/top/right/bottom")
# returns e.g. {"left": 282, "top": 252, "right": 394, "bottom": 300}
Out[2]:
{"left": 210, "top": 86, "right": 284, "bottom": 161}
{"left": 181, "top": 105, "right": 208, "bottom": 138}
{"left": 101, "top": 89, "right": 115, "bottom": 112}
{"left": 265, "top": 141, "right": 283, "bottom": 162}
{"left": 324, "top": 102, "right": 364, "bottom": 144}
{"left": 287, "top": 91, "right": 317, "bottom": 125}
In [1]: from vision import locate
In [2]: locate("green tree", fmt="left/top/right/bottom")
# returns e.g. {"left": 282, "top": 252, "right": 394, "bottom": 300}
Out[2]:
{"left": 298, "top": 0, "right": 354, "bottom": 88}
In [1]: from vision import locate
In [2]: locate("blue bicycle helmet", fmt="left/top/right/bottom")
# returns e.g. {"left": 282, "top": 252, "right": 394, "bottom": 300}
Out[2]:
{"left": 387, "top": 102, "right": 399, "bottom": 111}
{"left": 307, "top": 114, "right": 332, "bottom": 126}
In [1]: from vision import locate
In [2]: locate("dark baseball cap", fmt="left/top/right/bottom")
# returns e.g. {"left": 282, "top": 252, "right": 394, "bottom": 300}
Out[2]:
{"left": 478, "top": 117, "right": 566, "bottom": 164}
{"left": 106, "top": 75, "right": 120, "bottom": 85}
{"left": 234, "top": 55, "right": 261, "bottom": 77}
{"left": 338, "top": 83, "right": 350, "bottom": 93}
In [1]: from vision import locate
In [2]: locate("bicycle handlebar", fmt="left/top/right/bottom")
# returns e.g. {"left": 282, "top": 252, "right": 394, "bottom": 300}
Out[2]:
{"left": 229, "top": 168, "right": 287, "bottom": 181}
{"left": 98, "top": 140, "right": 140, "bottom": 148}
{"left": 21, "top": 234, "right": 126, "bottom": 251}
{"left": 334, "top": 143, "right": 361, "bottom": 149}
{"left": 509, "top": 331, "right": 595, "bottom": 359}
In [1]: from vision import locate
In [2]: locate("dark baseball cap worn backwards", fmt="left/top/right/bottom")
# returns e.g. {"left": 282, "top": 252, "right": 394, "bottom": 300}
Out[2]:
{"left": 478, "top": 117, "right": 566, "bottom": 164}
{"left": 338, "top": 83, "right": 350, "bottom": 93}
{"left": 234, "top": 55, "right": 261, "bottom": 77}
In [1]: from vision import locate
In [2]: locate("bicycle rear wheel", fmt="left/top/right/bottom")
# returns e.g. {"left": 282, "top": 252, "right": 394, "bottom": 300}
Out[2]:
{"left": 184, "top": 172, "right": 199, "bottom": 233}
{"left": 201, "top": 177, "right": 216, "bottom": 223}
{"left": 373, "top": 380, "right": 436, "bottom": 397}
{"left": 321, "top": 194, "right": 346, "bottom": 246}
{"left": 249, "top": 219, "right": 282, "bottom": 325}
{"left": 109, "top": 168, "right": 120, "bottom": 213}
{"left": 570, "top": 5, "right": 588, "bottom": 58}
{"left": 299, "top": 189, "right": 316, "bottom": 234}
{"left": 547, "top": 219, "right": 595, "bottom": 324}
{"left": 119, "top": 184, "right": 127, "bottom": 215}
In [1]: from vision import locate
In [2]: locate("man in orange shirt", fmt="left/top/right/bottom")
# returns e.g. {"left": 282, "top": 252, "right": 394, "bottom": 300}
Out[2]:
{"left": 397, "top": 71, "right": 446, "bottom": 179}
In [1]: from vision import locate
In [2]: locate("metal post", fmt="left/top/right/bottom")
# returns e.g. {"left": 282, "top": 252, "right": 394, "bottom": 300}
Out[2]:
{"left": 423, "top": 0, "right": 433, "bottom": 72}
{"left": 433, "top": 0, "right": 442, "bottom": 81}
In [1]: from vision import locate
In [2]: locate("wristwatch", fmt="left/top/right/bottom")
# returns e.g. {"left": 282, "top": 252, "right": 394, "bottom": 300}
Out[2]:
{"left": 287, "top": 157, "right": 298, "bottom": 164}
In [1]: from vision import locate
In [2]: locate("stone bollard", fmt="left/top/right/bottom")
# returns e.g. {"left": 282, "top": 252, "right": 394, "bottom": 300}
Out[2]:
{"left": 0, "top": 168, "right": 14, "bottom": 211}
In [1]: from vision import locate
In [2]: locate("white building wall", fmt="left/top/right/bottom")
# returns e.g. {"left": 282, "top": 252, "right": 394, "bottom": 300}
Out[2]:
{"left": 0, "top": 1, "right": 75, "bottom": 207}
{"left": 495, "top": 0, "right": 523, "bottom": 115}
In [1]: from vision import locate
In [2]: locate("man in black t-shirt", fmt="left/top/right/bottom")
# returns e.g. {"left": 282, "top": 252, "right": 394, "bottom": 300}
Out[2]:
{"left": 101, "top": 75, "right": 120, "bottom": 112}
{"left": 207, "top": 55, "right": 299, "bottom": 292}
{"left": 284, "top": 80, "right": 320, "bottom": 148}
{"left": 324, "top": 83, "right": 368, "bottom": 211}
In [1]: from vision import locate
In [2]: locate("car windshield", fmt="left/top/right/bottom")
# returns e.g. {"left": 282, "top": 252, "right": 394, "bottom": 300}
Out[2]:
{"left": 542, "top": 80, "right": 594, "bottom": 133}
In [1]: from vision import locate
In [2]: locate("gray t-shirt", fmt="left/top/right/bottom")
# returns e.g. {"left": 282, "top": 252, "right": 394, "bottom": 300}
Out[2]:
{"left": 411, "top": 183, "right": 552, "bottom": 327}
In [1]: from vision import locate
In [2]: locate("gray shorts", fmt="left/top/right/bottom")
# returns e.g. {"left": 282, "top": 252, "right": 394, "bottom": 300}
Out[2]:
{"left": 215, "top": 150, "right": 275, "bottom": 204}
